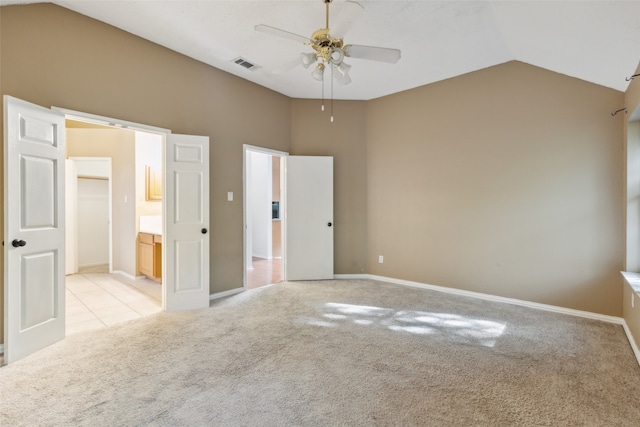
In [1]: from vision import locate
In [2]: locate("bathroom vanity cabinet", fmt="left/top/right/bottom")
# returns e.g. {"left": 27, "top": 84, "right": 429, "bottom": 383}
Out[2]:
{"left": 139, "top": 232, "right": 162, "bottom": 282}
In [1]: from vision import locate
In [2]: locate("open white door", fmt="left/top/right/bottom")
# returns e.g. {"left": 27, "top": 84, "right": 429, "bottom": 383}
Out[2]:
{"left": 3, "top": 96, "right": 66, "bottom": 364}
{"left": 164, "top": 134, "right": 210, "bottom": 311}
{"left": 285, "top": 156, "right": 333, "bottom": 280}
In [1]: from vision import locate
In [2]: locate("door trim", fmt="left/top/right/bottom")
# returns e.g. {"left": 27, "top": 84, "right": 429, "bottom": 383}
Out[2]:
{"left": 52, "top": 107, "right": 171, "bottom": 135}
{"left": 243, "top": 145, "right": 288, "bottom": 289}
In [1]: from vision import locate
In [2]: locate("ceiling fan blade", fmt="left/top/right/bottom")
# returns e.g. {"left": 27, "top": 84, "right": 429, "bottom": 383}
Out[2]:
{"left": 254, "top": 24, "right": 310, "bottom": 44}
{"left": 272, "top": 57, "right": 303, "bottom": 74}
{"left": 344, "top": 45, "right": 401, "bottom": 64}
{"left": 330, "top": 1, "right": 364, "bottom": 38}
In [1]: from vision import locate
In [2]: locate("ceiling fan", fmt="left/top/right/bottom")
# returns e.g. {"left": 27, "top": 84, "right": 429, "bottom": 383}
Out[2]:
{"left": 255, "top": 0, "right": 401, "bottom": 86}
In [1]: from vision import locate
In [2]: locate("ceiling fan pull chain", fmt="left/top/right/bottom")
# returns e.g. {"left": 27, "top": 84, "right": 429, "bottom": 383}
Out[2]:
{"left": 330, "top": 65, "right": 335, "bottom": 122}
{"left": 321, "top": 71, "right": 325, "bottom": 112}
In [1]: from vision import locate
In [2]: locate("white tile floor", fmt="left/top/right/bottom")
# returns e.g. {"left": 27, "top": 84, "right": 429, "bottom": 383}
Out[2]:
{"left": 66, "top": 273, "right": 162, "bottom": 336}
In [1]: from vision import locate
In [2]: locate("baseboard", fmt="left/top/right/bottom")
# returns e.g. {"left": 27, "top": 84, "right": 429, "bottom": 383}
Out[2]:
{"left": 335, "top": 273, "right": 624, "bottom": 325}
{"left": 111, "top": 270, "right": 142, "bottom": 281}
{"left": 334, "top": 274, "right": 369, "bottom": 280}
{"left": 210, "top": 287, "right": 244, "bottom": 301}
{"left": 622, "top": 322, "right": 640, "bottom": 367}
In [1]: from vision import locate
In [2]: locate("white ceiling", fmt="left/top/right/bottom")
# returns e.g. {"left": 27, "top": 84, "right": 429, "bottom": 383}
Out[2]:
{"left": 2, "top": 0, "right": 640, "bottom": 100}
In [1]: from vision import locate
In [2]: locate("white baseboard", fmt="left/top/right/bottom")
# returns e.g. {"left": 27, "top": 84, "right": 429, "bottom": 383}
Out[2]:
{"left": 111, "top": 270, "right": 142, "bottom": 281}
{"left": 337, "top": 273, "right": 623, "bottom": 324}
{"left": 622, "top": 322, "right": 640, "bottom": 368}
{"left": 210, "top": 287, "right": 244, "bottom": 301}
{"left": 334, "top": 274, "right": 370, "bottom": 280}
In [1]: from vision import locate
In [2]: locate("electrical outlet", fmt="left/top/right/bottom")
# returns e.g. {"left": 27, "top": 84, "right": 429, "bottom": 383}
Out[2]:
{"left": 378, "top": 255, "right": 384, "bottom": 264}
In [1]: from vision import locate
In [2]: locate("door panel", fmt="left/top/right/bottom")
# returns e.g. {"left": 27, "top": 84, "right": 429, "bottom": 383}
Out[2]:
{"left": 164, "top": 134, "right": 209, "bottom": 311}
{"left": 174, "top": 171, "right": 202, "bottom": 223}
{"left": 175, "top": 240, "right": 203, "bottom": 291}
{"left": 4, "top": 96, "right": 65, "bottom": 364}
{"left": 285, "top": 156, "right": 334, "bottom": 280}
{"left": 21, "top": 155, "right": 57, "bottom": 228}
{"left": 21, "top": 251, "right": 57, "bottom": 329}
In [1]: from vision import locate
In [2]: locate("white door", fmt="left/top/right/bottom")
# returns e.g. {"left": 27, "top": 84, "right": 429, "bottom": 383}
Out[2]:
{"left": 3, "top": 96, "right": 66, "bottom": 364}
{"left": 164, "top": 134, "right": 210, "bottom": 311}
{"left": 285, "top": 156, "right": 333, "bottom": 280}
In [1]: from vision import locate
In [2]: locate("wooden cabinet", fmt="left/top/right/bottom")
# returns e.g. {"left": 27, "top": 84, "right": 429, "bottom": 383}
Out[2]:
{"left": 139, "top": 232, "right": 162, "bottom": 282}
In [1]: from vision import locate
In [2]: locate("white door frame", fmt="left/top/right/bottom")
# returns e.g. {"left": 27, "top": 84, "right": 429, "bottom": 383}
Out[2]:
{"left": 242, "top": 144, "right": 288, "bottom": 288}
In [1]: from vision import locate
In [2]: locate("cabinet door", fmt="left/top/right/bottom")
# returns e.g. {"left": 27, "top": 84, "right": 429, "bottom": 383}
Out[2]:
{"left": 153, "top": 242, "right": 162, "bottom": 281}
{"left": 139, "top": 242, "right": 154, "bottom": 277}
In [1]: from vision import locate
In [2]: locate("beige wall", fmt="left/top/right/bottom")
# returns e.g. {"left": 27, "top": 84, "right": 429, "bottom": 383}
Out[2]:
{"left": 135, "top": 132, "right": 163, "bottom": 218}
{"left": 367, "top": 62, "right": 625, "bottom": 316}
{"left": 67, "top": 128, "right": 136, "bottom": 276}
{"left": 291, "top": 99, "right": 368, "bottom": 275}
{"left": 1, "top": 4, "right": 292, "bottom": 341}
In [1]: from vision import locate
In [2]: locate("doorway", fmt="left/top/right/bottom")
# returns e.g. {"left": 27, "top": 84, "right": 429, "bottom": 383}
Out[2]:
{"left": 63, "top": 120, "right": 164, "bottom": 335}
{"left": 244, "top": 145, "right": 287, "bottom": 289}
{"left": 66, "top": 157, "right": 112, "bottom": 275}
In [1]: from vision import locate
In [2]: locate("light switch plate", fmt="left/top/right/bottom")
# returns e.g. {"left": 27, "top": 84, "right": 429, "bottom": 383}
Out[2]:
{"left": 227, "top": 191, "right": 233, "bottom": 202}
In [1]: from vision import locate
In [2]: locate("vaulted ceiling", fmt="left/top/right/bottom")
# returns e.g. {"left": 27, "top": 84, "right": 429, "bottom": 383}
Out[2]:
{"left": 3, "top": 1, "right": 640, "bottom": 100}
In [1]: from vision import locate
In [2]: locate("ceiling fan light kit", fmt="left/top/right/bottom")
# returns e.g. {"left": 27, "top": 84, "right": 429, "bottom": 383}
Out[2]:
{"left": 301, "top": 52, "right": 318, "bottom": 68}
{"left": 255, "top": 0, "right": 401, "bottom": 122}
{"left": 311, "top": 63, "right": 326, "bottom": 81}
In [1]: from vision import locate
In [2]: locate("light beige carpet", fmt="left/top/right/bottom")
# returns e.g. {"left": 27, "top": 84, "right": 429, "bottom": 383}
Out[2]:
{"left": 1, "top": 279, "right": 639, "bottom": 426}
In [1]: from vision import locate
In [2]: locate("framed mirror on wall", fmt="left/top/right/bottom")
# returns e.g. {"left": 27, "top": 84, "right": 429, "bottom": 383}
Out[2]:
{"left": 145, "top": 165, "right": 162, "bottom": 201}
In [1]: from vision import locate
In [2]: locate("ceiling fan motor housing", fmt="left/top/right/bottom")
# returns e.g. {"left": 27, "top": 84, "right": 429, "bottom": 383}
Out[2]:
{"left": 311, "top": 28, "right": 344, "bottom": 64}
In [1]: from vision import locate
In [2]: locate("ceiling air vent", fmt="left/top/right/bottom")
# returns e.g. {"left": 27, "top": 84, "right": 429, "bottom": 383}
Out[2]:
{"left": 232, "top": 57, "right": 261, "bottom": 71}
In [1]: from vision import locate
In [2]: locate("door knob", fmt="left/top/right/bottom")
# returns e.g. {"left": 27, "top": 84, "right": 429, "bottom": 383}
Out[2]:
{"left": 12, "top": 239, "right": 26, "bottom": 248}
{"left": 201, "top": 228, "right": 208, "bottom": 234}
{"left": 327, "top": 222, "right": 332, "bottom": 227}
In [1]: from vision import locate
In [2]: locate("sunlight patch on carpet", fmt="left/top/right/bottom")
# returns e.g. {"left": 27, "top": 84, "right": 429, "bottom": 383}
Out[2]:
{"left": 303, "top": 302, "right": 507, "bottom": 347}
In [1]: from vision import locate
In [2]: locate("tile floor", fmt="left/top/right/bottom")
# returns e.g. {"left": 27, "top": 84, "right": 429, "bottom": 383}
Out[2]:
{"left": 66, "top": 272, "right": 162, "bottom": 336}
{"left": 246, "top": 257, "right": 282, "bottom": 290}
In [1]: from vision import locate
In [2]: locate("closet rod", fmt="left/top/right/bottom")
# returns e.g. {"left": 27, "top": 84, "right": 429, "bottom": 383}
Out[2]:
{"left": 77, "top": 175, "right": 108, "bottom": 181}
